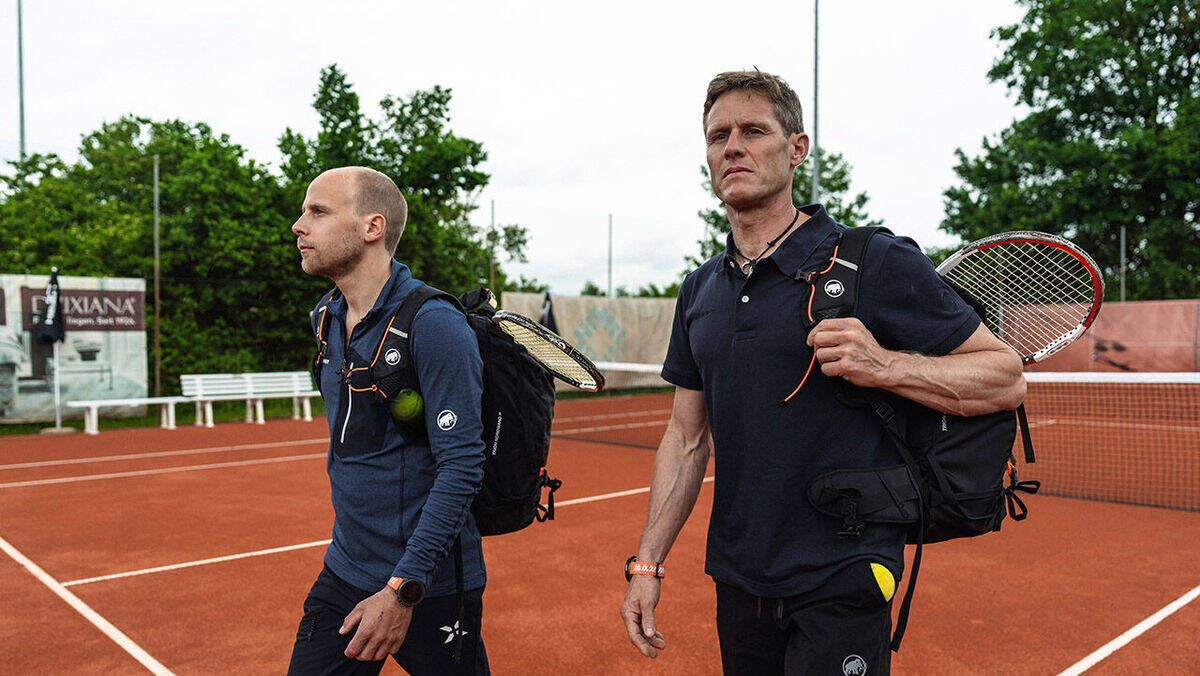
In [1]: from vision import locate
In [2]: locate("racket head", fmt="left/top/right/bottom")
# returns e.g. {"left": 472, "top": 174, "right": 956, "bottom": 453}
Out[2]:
{"left": 492, "top": 311, "right": 606, "bottom": 392}
{"left": 936, "top": 231, "right": 1104, "bottom": 364}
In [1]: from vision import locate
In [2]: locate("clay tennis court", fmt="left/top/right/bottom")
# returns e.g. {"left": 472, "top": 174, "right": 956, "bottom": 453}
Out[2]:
{"left": 2, "top": 391, "right": 1198, "bottom": 675}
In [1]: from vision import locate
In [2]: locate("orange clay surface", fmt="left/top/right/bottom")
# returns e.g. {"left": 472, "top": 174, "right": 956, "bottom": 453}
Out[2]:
{"left": 0, "top": 393, "right": 1198, "bottom": 674}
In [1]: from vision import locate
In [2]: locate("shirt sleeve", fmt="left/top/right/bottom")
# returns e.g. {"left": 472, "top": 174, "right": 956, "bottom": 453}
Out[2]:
{"left": 858, "top": 234, "right": 981, "bottom": 357}
{"left": 391, "top": 302, "right": 485, "bottom": 585}
{"left": 661, "top": 273, "right": 703, "bottom": 390}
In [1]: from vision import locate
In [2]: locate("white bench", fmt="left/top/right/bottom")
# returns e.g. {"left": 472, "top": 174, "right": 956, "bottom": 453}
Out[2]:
{"left": 67, "top": 396, "right": 189, "bottom": 435}
{"left": 181, "top": 372, "right": 319, "bottom": 428}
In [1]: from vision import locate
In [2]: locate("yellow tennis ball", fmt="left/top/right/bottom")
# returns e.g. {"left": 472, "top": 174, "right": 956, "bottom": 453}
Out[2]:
{"left": 870, "top": 562, "right": 895, "bottom": 602}
{"left": 389, "top": 389, "right": 424, "bottom": 421}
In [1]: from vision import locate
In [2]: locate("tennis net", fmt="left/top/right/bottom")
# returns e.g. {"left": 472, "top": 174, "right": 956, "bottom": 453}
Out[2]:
{"left": 553, "top": 368, "right": 1200, "bottom": 512}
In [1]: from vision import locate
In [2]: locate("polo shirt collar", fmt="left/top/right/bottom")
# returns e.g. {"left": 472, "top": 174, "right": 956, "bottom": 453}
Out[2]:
{"left": 718, "top": 204, "right": 836, "bottom": 277}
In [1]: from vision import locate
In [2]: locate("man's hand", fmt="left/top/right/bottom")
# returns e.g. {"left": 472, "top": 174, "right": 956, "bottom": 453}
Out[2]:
{"left": 620, "top": 576, "right": 668, "bottom": 658}
{"left": 340, "top": 588, "right": 413, "bottom": 661}
{"left": 807, "top": 317, "right": 899, "bottom": 388}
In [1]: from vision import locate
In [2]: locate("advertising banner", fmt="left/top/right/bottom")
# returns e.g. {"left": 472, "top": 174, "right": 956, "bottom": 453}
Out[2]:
{"left": 503, "top": 292, "right": 674, "bottom": 390}
{"left": 0, "top": 274, "right": 147, "bottom": 423}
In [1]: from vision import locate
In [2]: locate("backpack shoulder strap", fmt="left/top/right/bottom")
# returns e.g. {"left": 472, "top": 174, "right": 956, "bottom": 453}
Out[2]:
{"left": 801, "top": 226, "right": 892, "bottom": 329}
{"left": 310, "top": 287, "right": 339, "bottom": 383}
{"left": 362, "top": 284, "right": 463, "bottom": 398}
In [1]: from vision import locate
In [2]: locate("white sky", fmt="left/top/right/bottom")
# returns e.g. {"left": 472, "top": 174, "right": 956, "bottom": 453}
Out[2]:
{"left": 0, "top": 0, "right": 1028, "bottom": 295}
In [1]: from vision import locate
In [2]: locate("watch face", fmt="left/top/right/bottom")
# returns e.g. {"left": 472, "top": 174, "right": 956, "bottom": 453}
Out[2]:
{"left": 397, "top": 579, "right": 425, "bottom": 606}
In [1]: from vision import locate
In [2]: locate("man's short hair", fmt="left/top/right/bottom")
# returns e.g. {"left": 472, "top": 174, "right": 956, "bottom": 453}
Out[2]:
{"left": 702, "top": 69, "right": 805, "bottom": 136}
{"left": 353, "top": 168, "right": 408, "bottom": 255}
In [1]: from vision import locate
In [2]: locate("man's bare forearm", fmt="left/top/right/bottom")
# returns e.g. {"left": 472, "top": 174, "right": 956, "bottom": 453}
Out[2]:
{"left": 636, "top": 398, "right": 711, "bottom": 563}
{"left": 880, "top": 346, "right": 1025, "bottom": 417}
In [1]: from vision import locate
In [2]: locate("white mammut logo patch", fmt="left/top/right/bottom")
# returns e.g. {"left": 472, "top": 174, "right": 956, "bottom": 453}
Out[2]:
{"left": 843, "top": 654, "right": 867, "bottom": 675}
{"left": 384, "top": 348, "right": 401, "bottom": 366}
{"left": 825, "top": 279, "right": 845, "bottom": 298}
{"left": 440, "top": 620, "right": 468, "bottom": 644}
{"left": 437, "top": 409, "right": 457, "bottom": 431}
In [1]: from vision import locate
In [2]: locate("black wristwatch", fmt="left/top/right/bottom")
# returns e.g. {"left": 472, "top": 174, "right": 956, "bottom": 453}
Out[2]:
{"left": 387, "top": 576, "right": 426, "bottom": 607}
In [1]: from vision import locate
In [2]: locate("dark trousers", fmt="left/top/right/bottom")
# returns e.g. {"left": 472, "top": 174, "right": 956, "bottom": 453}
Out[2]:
{"left": 715, "top": 562, "right": 893, "bottom": 676}
{"left": 288, "top": 566, "right": 489, "bottom": 676}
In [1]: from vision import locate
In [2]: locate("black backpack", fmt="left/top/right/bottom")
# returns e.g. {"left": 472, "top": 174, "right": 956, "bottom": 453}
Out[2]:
{"left": 793, "top": 226, "right": 1040, "bottom": 651}
{"left": 310, "top": 284, "right": 561, "bottom": 536}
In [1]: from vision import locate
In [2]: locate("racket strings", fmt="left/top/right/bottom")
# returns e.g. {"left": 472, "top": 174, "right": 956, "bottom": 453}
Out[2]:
{"left": 945, "top": 241, "right": 1095, "bottom": 359}
{"left": 496, "top": 320, "right": 602, "bottom": 391}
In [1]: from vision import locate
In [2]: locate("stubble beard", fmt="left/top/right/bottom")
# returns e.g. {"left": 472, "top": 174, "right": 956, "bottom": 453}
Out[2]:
{"left": 300, "top": 229, "right": 364, "bottom": 280}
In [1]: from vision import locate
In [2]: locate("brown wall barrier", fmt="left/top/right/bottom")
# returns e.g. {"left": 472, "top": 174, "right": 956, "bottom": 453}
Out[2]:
{"left": 1026, "top": 300, "right": 1200, "bottom": 373}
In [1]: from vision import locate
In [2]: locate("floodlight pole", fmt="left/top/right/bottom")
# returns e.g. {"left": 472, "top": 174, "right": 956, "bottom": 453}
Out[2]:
{"left": 607, "top": 213, "right": 613, "bottom": 298}
{"left": 154, "top": 155, "right": 161, "bottom": 397}
{"left": 17, "top": 0, "right": 26, "bottom": 159}
{"left": 810, "top": 0, "right": 820, "bottom": 204}
{"left": 489, "top": 199, "right": 495, "bottom": 290}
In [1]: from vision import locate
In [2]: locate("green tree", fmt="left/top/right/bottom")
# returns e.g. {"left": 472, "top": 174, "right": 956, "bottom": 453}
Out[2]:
{"left": 580, "top": 280, "right": 605, "bottom": 296}
{"left": 0, "top": 117, "right": 318, "bottom": 388}
{"left": 0, "top": 66, "right": 530, "bottom": 394}
{"left": 942, "top": 0, "right": 1200, "bottom": 300}
{"left": 687, "top": 151, "right": 883, "bottom": 272}
{"left": 280, "top": 65, "right": 533, "bottom": 292}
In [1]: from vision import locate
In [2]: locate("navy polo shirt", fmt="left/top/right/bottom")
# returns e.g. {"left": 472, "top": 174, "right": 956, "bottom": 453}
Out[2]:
{"left": 311, "top": 260, "right": 486, "bottom": 597}
{"left": 662, "top": 204, "right": 980, "bottom": 597}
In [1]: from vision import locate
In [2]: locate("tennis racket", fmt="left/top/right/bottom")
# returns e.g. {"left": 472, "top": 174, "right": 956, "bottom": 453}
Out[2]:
{"left": 492, "top": 311, "right": 606, "bottom": 392}
{"left": 936, "top": 231, "right": 1103, "bottom": 364}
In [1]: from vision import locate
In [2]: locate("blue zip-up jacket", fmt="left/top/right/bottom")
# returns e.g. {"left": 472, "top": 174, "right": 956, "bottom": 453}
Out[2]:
{"left": 310, "top": 260, "right": 486, "bottom": 596}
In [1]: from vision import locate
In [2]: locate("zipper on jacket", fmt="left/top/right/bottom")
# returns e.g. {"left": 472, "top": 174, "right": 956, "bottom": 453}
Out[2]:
{"left": 340, "top": 360, "right": 354, "bottom": 443}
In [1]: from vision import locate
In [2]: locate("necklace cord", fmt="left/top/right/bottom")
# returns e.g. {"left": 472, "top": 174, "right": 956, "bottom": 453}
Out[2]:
{"left": 732, "top": 207, "right": 802, "bottom": 272}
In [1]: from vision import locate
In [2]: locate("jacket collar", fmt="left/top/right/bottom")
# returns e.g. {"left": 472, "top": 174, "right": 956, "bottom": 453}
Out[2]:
{"left": 325, "top": 259, "right": 411, "bottom": 320}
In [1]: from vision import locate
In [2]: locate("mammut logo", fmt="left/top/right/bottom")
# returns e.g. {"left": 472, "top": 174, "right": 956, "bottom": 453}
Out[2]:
{"left": 437, "top": 409, "right": 457, "bottom": 431}
{"left": 843, "top": 654, "right": 867, "bottom": 675}
{"left": 825, "top": 279, "right": 845, "bottom": 298}
{"left": 440, "top": 621, "right": 468, "bottom": 645}
{"left": 384, "top": 348, "right": 402, "bottom": 366}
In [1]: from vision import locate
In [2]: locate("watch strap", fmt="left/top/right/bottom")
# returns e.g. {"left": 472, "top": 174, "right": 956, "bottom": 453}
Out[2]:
{"left": 625, "top": 555, "right": 665, "bottom": 581}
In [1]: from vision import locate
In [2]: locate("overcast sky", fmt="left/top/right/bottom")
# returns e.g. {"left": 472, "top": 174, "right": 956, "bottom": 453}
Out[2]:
{"left": 0, "top": 0, "right": 1028, "bottom": 295}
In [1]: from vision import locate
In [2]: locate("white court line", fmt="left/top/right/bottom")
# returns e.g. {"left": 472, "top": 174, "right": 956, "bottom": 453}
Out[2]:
{"left": 553, "top": 409, "right": 672, "bottom": 424}
{"left": 0, "top": 453, "right": 325, "bottom": 489}
{"left": 0, "top": 409, "right": 668, "bottom": 472}
{"left": 0, "top": 416, "right": 670, "bottom": 489}
{"left": 0, "top": 438, "right": 329, "bottom": 471}
{"left": 1046, "top": 417, "right": 1200, "bottom": 434}
{"left": 556, "top": 476, "right": 713, "bottom": 506}
{"left": 62, "top": 477, "right": 715, "bottom": 587}
{"left": 553, "top": 419, "right": 670, "bottom": 436}
{"left": 0, "top": 534, "right": 174, "bottom": 675}
{"left": 62, "top": 539, "right": 334, "bottom": 587}
{"left": 1056, "top": 582, "right": 1200, "bottom": 676}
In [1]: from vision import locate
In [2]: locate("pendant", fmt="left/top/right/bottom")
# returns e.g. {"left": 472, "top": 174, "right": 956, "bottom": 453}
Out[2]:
{"left": 741, "top": 260, "right": 754, "bottom": 275}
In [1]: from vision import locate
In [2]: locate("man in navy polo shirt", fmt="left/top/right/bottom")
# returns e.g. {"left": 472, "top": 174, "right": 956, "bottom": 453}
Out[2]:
{"left": 288, "top": 167, "right": 489, "bottom": 675}
{"left": 619, "top": 71, "right": 1025, "bottom": 674}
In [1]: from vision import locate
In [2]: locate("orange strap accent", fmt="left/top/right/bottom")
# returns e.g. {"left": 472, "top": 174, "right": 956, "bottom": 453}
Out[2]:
{"left": 787, "top": 242, "right": 843, "bottom": 403}
{"left": 369, "top": 315, "right": 399, "bottom": 368}
{"left": 628, "top": 561, "right": 665, "bottom": 578}
{"left": 781, "top": 352, "right": 819, "bottom": 405}
{"left": 387, "top": 576, "right": 404, "bottom": 590}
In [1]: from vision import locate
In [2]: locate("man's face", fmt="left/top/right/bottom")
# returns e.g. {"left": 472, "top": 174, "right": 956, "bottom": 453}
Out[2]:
{"left": 704, "top": 91, "right": 807, "bottom": 210}
{"left": 292, "top": 171, "right": 365, "bottom": 278}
